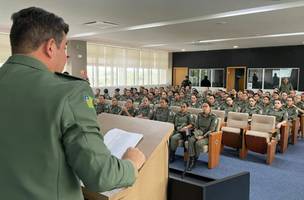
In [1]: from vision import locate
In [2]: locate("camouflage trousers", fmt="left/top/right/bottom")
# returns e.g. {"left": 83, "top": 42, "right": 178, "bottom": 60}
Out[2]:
{"left": 187, "top": 137, "right": 209, "bottom": 158}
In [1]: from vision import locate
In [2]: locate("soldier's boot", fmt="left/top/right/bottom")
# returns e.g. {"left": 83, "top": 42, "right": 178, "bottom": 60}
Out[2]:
{"left": 169, "top": 151, "right": 176, "bottom": 163}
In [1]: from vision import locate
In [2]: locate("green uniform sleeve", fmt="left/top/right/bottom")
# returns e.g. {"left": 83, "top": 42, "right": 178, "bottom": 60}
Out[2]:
{"left": 203, "top": 116, "right": 217, "bottom": 137}
{"left": 61, "top": 82, "right": 136, "bottom": 192}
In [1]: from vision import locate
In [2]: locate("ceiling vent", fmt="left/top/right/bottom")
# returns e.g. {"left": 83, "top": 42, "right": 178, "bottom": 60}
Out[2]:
{"left": 83, "top": 21, "right": 118, "bottom": 29}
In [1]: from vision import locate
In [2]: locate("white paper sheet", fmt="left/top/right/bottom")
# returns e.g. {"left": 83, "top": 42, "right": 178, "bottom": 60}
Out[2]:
{"left": 104, "top": 128, "right": 143, "bottom": 159}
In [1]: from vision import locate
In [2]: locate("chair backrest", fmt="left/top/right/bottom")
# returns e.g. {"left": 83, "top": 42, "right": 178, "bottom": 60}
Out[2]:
{"left": 251, "top": 114, "right": 276, "bottom": 132}
{"left": 227, "top": 112, "right": 249, "bottom": 129}
{"left": 118, "top": 101, "right": 126, "bottom": 107}
{"left": 212, "top": 110, "right": 225, "bottom": 122}
{"left": 105, "top": 99, "right": 112, "bottom": 105}
{"left": 170, "top": 106, "right": 181, "bottom": 113}
{"left": 216, "top": 117, "right": 221, "bottom": 131}
{"left": 188, "top": 107, "right": 202, "bottom": 115}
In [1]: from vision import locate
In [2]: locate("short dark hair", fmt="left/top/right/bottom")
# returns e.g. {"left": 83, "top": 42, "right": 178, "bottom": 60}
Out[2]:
{"left": 104, "top": 89, "right": 108, "bottom": 93}
{"left": 10, "top": 7, "right": 69, "bottom": 54}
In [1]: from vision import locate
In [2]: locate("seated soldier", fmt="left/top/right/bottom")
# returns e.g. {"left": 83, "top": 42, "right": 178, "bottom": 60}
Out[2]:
{"left": 281, "top": 92, "right": 288, "bottom": 105}
{"left": 113, "top": 88, "right": 122, "bottom": 100}
{"left": 190, "top": 94, "right": 200, "bottom": 108}
{"left": 220, "top": 97, "right": 239, "bottom": 121}
{"left": 267, "top": 100, "right": 288, "bottom": 141}
{"left": 103, "top": 88, "right": 111, "bottom": 100}
{"left": 238, "top": 93, "right": 249, "bottom": 111}
{"left": 120, "top": 99, "right": 136, "bottom": 117}
{"left": 187, "top": 102, "right": 217, "bottom": 170}
{"left": 261, "top": 96, "right": 273, "bottom": 115}
{"left": 294, "top": 95, "right": 304, "bottom": 115}
{"left": 153, "top": 98, "right": 174, "bottom": 122}
{"left": 179, "top": 91, "right": 190, "bottom": 105}
{"left": 171, "top": 92, "right": 182, "bottom": 106}
{"left": 242, "top": 97, "right": 262, "bottom": 117}
{"left": 285, "top": 97, "right": 298, "bottom": 121}
{"left": 132, "top": 92, "right": 142, "bottom": 104}
{"left": 285, "top": 97, "right": 298, "bottom": 138}
{"left": 95, "top": 95, "right": 109, "bottom": 115}
{"left": 253, "top": 93, "right": 263, "bottom": 107}
{"left": 108, "top": 97, "right": 122, "bottom": 115}
{"left": 207, "top": 95, "right": 219, "bottom": 110}
{"left": 169, "top": 102, "right": 193, "bottom": 163}
{"left": 136, "top": 97, "right": 153, "bottom": 119}
{"left": 152, "top": 89, "right": 161, "bottom": 104}
{"left": 147, "top": 92, "right": 155, "bottom": 104}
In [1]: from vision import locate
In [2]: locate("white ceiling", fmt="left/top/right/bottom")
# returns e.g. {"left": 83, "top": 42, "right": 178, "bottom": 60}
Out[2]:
{"left": 1, "top": 0, "right": 304, "bottom": 52}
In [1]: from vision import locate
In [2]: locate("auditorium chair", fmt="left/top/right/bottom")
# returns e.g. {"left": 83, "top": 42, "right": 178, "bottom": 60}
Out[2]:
{"left": 244, "top": 114, "right": 277, "bottom": 165}
{"left": 221, "top": 112, "right": 249, "bottom": 159}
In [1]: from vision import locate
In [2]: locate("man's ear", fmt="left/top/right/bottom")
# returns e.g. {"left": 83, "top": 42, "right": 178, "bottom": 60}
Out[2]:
{"left": 44, "top": 38, "right": 57, "bottom": 58}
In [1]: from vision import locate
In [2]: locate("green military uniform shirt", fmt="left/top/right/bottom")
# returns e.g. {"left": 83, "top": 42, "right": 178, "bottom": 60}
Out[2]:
{"left": 170, "top": 99, "right": 182, "bottom": 107}
{"left": 242, "top": 106, "right": 262, "bottom": 116}
{"left": 220, "top": 103, "right": 239, "bottom": 119}
{"left": 261, "top": 103, "right": 273, "bottom": 115}
{"left": 121, "top": 107, "right": 136, "bottom": 117}
{"left": 0, "top": 55, "right": 136, "bottom": 200}
{"left": 104, "top": 93, "right": 111, "bottom": 100}
{"left": 136, "top": 105, "right": 153, "bottom": 119}
{"left": 173, "top": 111, "right": 192, "bottom": 132}
{"left": 109, "top": 105, "right": 122, "bottom": 115}
{"left": 95, "top": 103, "right": 110, "bottom": 114}
{"left": 268, "top": 107, "right": 288, "bottom": 123}
{"left": 153, "top": 107, "right": 173, "bottom": 122}
{"left": 190, "top": 102, "right": 201, "bottom": 108}
{"left": 279, "top": 83, "right": 293, "bottom": 94}
{"left": 193, "top": 112, "right": 217, "bottom": 137}
{"left": 284, "top": 105, "right": 298, "bottom": 121}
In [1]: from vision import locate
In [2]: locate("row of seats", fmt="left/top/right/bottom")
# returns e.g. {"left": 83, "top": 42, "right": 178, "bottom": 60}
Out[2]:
{"left": 103, "top": 100, "right": 300, "bottom": 168}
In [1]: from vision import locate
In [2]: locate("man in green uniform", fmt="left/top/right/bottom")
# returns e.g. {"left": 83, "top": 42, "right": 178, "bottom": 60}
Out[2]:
{"left": 284, "top": 97, "right": 298, "bottom": 121}
{"left": 109, "top": 97, "right": 122, "bottom": 114}
{"left": 267, "top": 100, "right": 288, "bottom": 141}
{"left": 279, "top": 78, "right": 293, "bottom": 94}
{"left": 95, "top": 95, "right": 110, "bottom": 114}
{"left": 187, "top": 102, "right": 217, "bottom": 170}
{"left": 135, "top": 97, "right": 153, "bottom": 119}
{"left": 169, "top": 103, "right": 193, "bottom": 162}
{"left": 220, "top": 97, "right": 239, "bottom": 121}
{"left": 261, "top": 96, "right": 273, "bottom": 115}
{"left": 0, "top": 7, "right": 145, "bottom": 200}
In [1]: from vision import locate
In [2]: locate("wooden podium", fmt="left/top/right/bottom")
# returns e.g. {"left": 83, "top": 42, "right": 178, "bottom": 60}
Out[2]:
{"left": 82, "top": 113, "right": 174, "bottom": 200}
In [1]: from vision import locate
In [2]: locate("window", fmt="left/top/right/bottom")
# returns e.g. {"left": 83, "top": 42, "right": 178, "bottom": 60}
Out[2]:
{"left": 247, "top": 68, "right": 299, "bottom": 90}
{"left": 247, "top": 69, "right": 263, "bottom": 89}
{"left": 0, "top": 34, "right": 11, "bottom": 67}
{"left": 87, "top": 43, "right": 169, "bottom": 87}
{"left": 189, "top": 68, "right": 224, "bottom": 87}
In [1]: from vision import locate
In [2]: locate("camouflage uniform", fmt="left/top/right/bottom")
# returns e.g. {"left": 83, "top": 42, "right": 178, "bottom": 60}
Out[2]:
{"left": 153, "top": 107, "right": 174, "bottom": 122}
{"left": 136, "top": 105, "right": 153, "bottom": 119}
{"left": 95, "top": 103, "right": 109, "bottom": 115}
{"left": 169, "top": 111, "right": 193, "bottom": 152}
{"left": 108, "top": 105, "right": 122, "bottom": 115}
{"left": 188, "top": 112, "right": 217, "bottom": 158}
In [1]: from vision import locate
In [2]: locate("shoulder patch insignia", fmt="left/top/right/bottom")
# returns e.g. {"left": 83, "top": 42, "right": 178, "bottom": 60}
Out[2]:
{"left": 84, "top": 95, "right": 94, "bottom": 108}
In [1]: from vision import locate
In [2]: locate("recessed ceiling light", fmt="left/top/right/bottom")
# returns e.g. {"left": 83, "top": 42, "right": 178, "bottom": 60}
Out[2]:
{"left": 233, "top": 45, "right": 239, "bottom": 48}
{"left": 181, "top": 49, "right": 186, "bottom": 51}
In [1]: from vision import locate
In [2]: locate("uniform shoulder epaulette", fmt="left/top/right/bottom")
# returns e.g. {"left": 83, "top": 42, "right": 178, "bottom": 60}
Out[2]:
{"left": 55, "top": 72, "right": 89, "bottom": 83}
